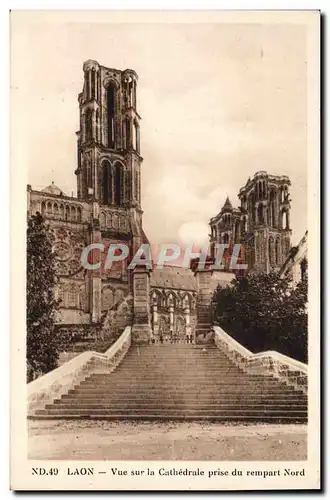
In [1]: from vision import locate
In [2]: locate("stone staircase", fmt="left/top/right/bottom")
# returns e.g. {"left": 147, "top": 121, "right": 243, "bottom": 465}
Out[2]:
{"left": 32, "top": 344, "right": 307, "bottom": 422}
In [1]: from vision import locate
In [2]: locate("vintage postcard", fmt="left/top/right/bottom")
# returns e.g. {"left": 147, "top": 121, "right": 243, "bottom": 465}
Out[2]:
{"left": 10, "top": 10, "right": 320, "bottom": 490}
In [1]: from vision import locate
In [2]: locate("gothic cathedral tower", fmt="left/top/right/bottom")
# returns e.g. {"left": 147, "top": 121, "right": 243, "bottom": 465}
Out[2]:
{"left": 238, "top": 171, "right": 291, "bottom": 273}
{"left": 74, "top": 60, "right": 146, "bottom": 323}
{"left": 75, "top": 60, "right": 142, "bottom": 224}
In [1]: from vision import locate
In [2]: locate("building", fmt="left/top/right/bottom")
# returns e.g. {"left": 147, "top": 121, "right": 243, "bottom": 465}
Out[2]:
{"left": 209, "top": 171, "right": 292, "bottom": 273}
{"left": 27, "top": 60, "right": 197, "bottom": 343}
{"left": 150, "top": 266, "right": 197, "bottom": 341}
{"left": 27, "top": 61, "right": 303, "bottom": 348}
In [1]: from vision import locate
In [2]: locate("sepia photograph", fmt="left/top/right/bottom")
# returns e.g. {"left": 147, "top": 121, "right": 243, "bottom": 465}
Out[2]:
{"left": 10, "top": 9, "right": 320, "bottom": 490}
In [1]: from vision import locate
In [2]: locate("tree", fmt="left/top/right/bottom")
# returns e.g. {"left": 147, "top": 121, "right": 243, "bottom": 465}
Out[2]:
{"left": 212, "top": 271, "right": 308, "bottom": 363}
{"left": 27, "top": 213, "right": 61, "bottom": 381}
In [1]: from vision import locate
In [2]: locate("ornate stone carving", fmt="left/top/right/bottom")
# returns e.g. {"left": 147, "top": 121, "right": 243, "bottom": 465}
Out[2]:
{"left": 50, "top": 227, "right": 86, "bottom": 277}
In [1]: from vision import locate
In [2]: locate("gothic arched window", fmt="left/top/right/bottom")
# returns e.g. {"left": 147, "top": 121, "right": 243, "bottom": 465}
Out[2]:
{"left": 248, "top": 194, "right": 255, "bottom": 224}
{"left": 275, "top": 238, "right": 281, "bottom": 265}
{"left": 91, "top": 68, "right": 96, "bottom": 99}
{"left": 257, "top": 203, "right": 264, "bottom": 225}
{"left": 124, "top": 170, "right": 131, "bottom": 201}
{"left": 102, "top": 160, "right": 112, "bottom": 205}
{"left": 282, "top": 210, "right": 289, "bottom": 230}
{"left": 235, "top": 219, "right": 240, "bottom": 242}
{"left": 242, "top": 216, "right": 247, "bottom": 234}
{"left": 114, "top": 163, "right": 122, "bottom": 206}
{"left": 71, "top": 206, "right": 76, "bottom": 221}
{"left": 133, "top": 120, "right": 139, "bottom": 153}
{"left": 269, "top": 190, "right": 276, "bottom": 227}
{"left": 107, "top": 84, "right": 116, "bottom": 148}
{"left": 95, "top": 109, "right": 100, "bottom": 142}
{"left": 125, "top": 117, "right": 130, "bottom": 149}
{"left": 268, "top": 237, "right": 275, "bottom": 265}
{"left": 84, "top": 71, "right": 89, "bottom": 100}
{"left": 85, "top": 109, "right": 93, "bottom": 142}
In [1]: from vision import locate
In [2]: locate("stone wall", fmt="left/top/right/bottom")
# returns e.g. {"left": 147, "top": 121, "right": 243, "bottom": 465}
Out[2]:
{"left": 131, "top": 266, "right": 152, "bottom": 344}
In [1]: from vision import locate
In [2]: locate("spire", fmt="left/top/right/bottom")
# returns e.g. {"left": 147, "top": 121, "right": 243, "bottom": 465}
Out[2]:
{"left": 222, "top": 196, "right": 233, "bottom": 210}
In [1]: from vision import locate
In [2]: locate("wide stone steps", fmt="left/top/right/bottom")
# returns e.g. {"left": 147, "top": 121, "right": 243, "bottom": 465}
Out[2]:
{"left": 48, "top": 402, "right": 307, "bottom": 410}
{"left": 31, "top": 345, "right": 307, "bottom": 422}
{"left": 36, "top": 408, "right": 307, "bottom": 417}
{"left": 31, "top": 414, "right": 307, "bottom": 422}
{"left": 58, "top": 395, "right": 307, "bottom": 403}
{"left": 68, "top": 383, "right": 292, "bottom": 396}
{"left": 78, "top": 377, "right": 286, "bottom": 385}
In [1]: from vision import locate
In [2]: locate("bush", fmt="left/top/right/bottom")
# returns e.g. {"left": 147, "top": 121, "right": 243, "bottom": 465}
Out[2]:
{"left": 212, "top": 272, "right": 308, "bottom": 363}
{"left": 26, "top": 213, "right": 62, "bottom": 381}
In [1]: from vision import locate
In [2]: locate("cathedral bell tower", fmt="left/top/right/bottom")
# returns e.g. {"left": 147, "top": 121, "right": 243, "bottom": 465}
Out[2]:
{"left": 238, "top": 171, "right": 291, "bottom": 273}
{"left": 75, "top": 60, "right": 142, "bottom": 214}
{"left": 74, "top": 60, "right": 146, "bottom": 324}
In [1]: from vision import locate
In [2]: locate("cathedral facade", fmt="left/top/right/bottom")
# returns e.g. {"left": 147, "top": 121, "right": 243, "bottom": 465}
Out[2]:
{"left": 27, "top": 60, "right": 147, "bottom": 328}
{"left": 27, "top": 60, "right": 197, "bottom": 341}
{"left": 27, "top": 60, "right": 300, "bottom": 347}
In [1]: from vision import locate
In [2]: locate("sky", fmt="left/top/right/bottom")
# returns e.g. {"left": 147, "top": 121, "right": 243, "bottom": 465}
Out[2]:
{"left": 24, "top": 16, "right": 307, "bottom": 246}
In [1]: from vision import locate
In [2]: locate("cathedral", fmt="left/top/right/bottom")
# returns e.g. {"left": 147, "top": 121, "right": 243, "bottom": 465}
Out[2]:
{"left": 27, "top": 60, "right": 299, "bottom": 347}
{"left": 27, "top": 60, "right": 197, "bottom": 343}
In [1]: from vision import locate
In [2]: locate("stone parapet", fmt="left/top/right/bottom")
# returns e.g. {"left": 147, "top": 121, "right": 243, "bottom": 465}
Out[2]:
{"left": 214, "top": 326, "right": 308, "bottom": 394}
{"left": 28, "top": 326, "right": 131, "bottom": 414}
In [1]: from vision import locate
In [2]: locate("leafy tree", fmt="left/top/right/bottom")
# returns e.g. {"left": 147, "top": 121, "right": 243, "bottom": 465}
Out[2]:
{"left": 27, "top": 213, "right": 61, "bottom": 381}
{"left": 212, "top": 271, "right": 308, "bottom": 362}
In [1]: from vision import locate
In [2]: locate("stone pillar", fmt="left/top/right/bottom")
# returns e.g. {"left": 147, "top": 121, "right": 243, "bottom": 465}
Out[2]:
{"left": 169, "top": 304, "right": 174, "bottom": 330}
{"left": 92, "top": 109, "right": 96, "bottom": 142}
{"left": 184, "top": 306, "right": 191, "bottom": 338}
{"left": 89, "top": 202, "right": 102, "bottom": 324}
{"left": 88, "top": 70, "right": 92, "bottom": 99}
{"left": 131, "top": 265, "right": 152, "bottom": 344}
{"left": 152, "top": 303, "right": 158, "bottom": 335}
{"left": 184, "top": 306, "right": 190, "bottom": 327}
{"left": 194, "top": 260, "right": 214, "bottom": 344}
{"left": 151, "top": 293, "right": 158, "bottom": 337}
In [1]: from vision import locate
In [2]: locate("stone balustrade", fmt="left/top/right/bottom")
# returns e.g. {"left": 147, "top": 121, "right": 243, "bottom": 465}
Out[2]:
{"left": 214, "top": 325, "right": 252, "bottom": 368}
{"left": 28, "top": 326, "right": 131, "bottom": 414}
{"left": 214, "top": 326, "right": 308, "bottom": 394}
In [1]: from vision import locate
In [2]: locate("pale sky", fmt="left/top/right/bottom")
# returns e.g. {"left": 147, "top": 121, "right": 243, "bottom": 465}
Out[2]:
{"left": 25, "top": 17, "right": 307, "bottom": 246}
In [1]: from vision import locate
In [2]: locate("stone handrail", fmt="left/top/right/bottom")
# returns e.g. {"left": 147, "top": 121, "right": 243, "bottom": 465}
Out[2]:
{"left": 28, "top": 326, "right": 131, "bottom": 413}
{"left": 214, "top": 325, "right": 253, "bottom": 367}
{"left": 214, "top": 326, "right": 308, "bottom": 394}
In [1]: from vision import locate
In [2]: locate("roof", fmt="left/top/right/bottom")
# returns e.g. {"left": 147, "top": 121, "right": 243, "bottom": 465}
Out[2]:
{"left": 42, "top": 182, "right": 65, "bottom": 196}
{"left": 150, "top": 266, "right": 196, "bottom": 291}
{"left": 222, "top": 196, "right": 233, "bottom": 210}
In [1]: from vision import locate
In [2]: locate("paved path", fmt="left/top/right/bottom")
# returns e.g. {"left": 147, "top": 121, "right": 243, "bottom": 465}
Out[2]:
{"left": 28, "top": 421, "right": 307, "bottom": 461}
